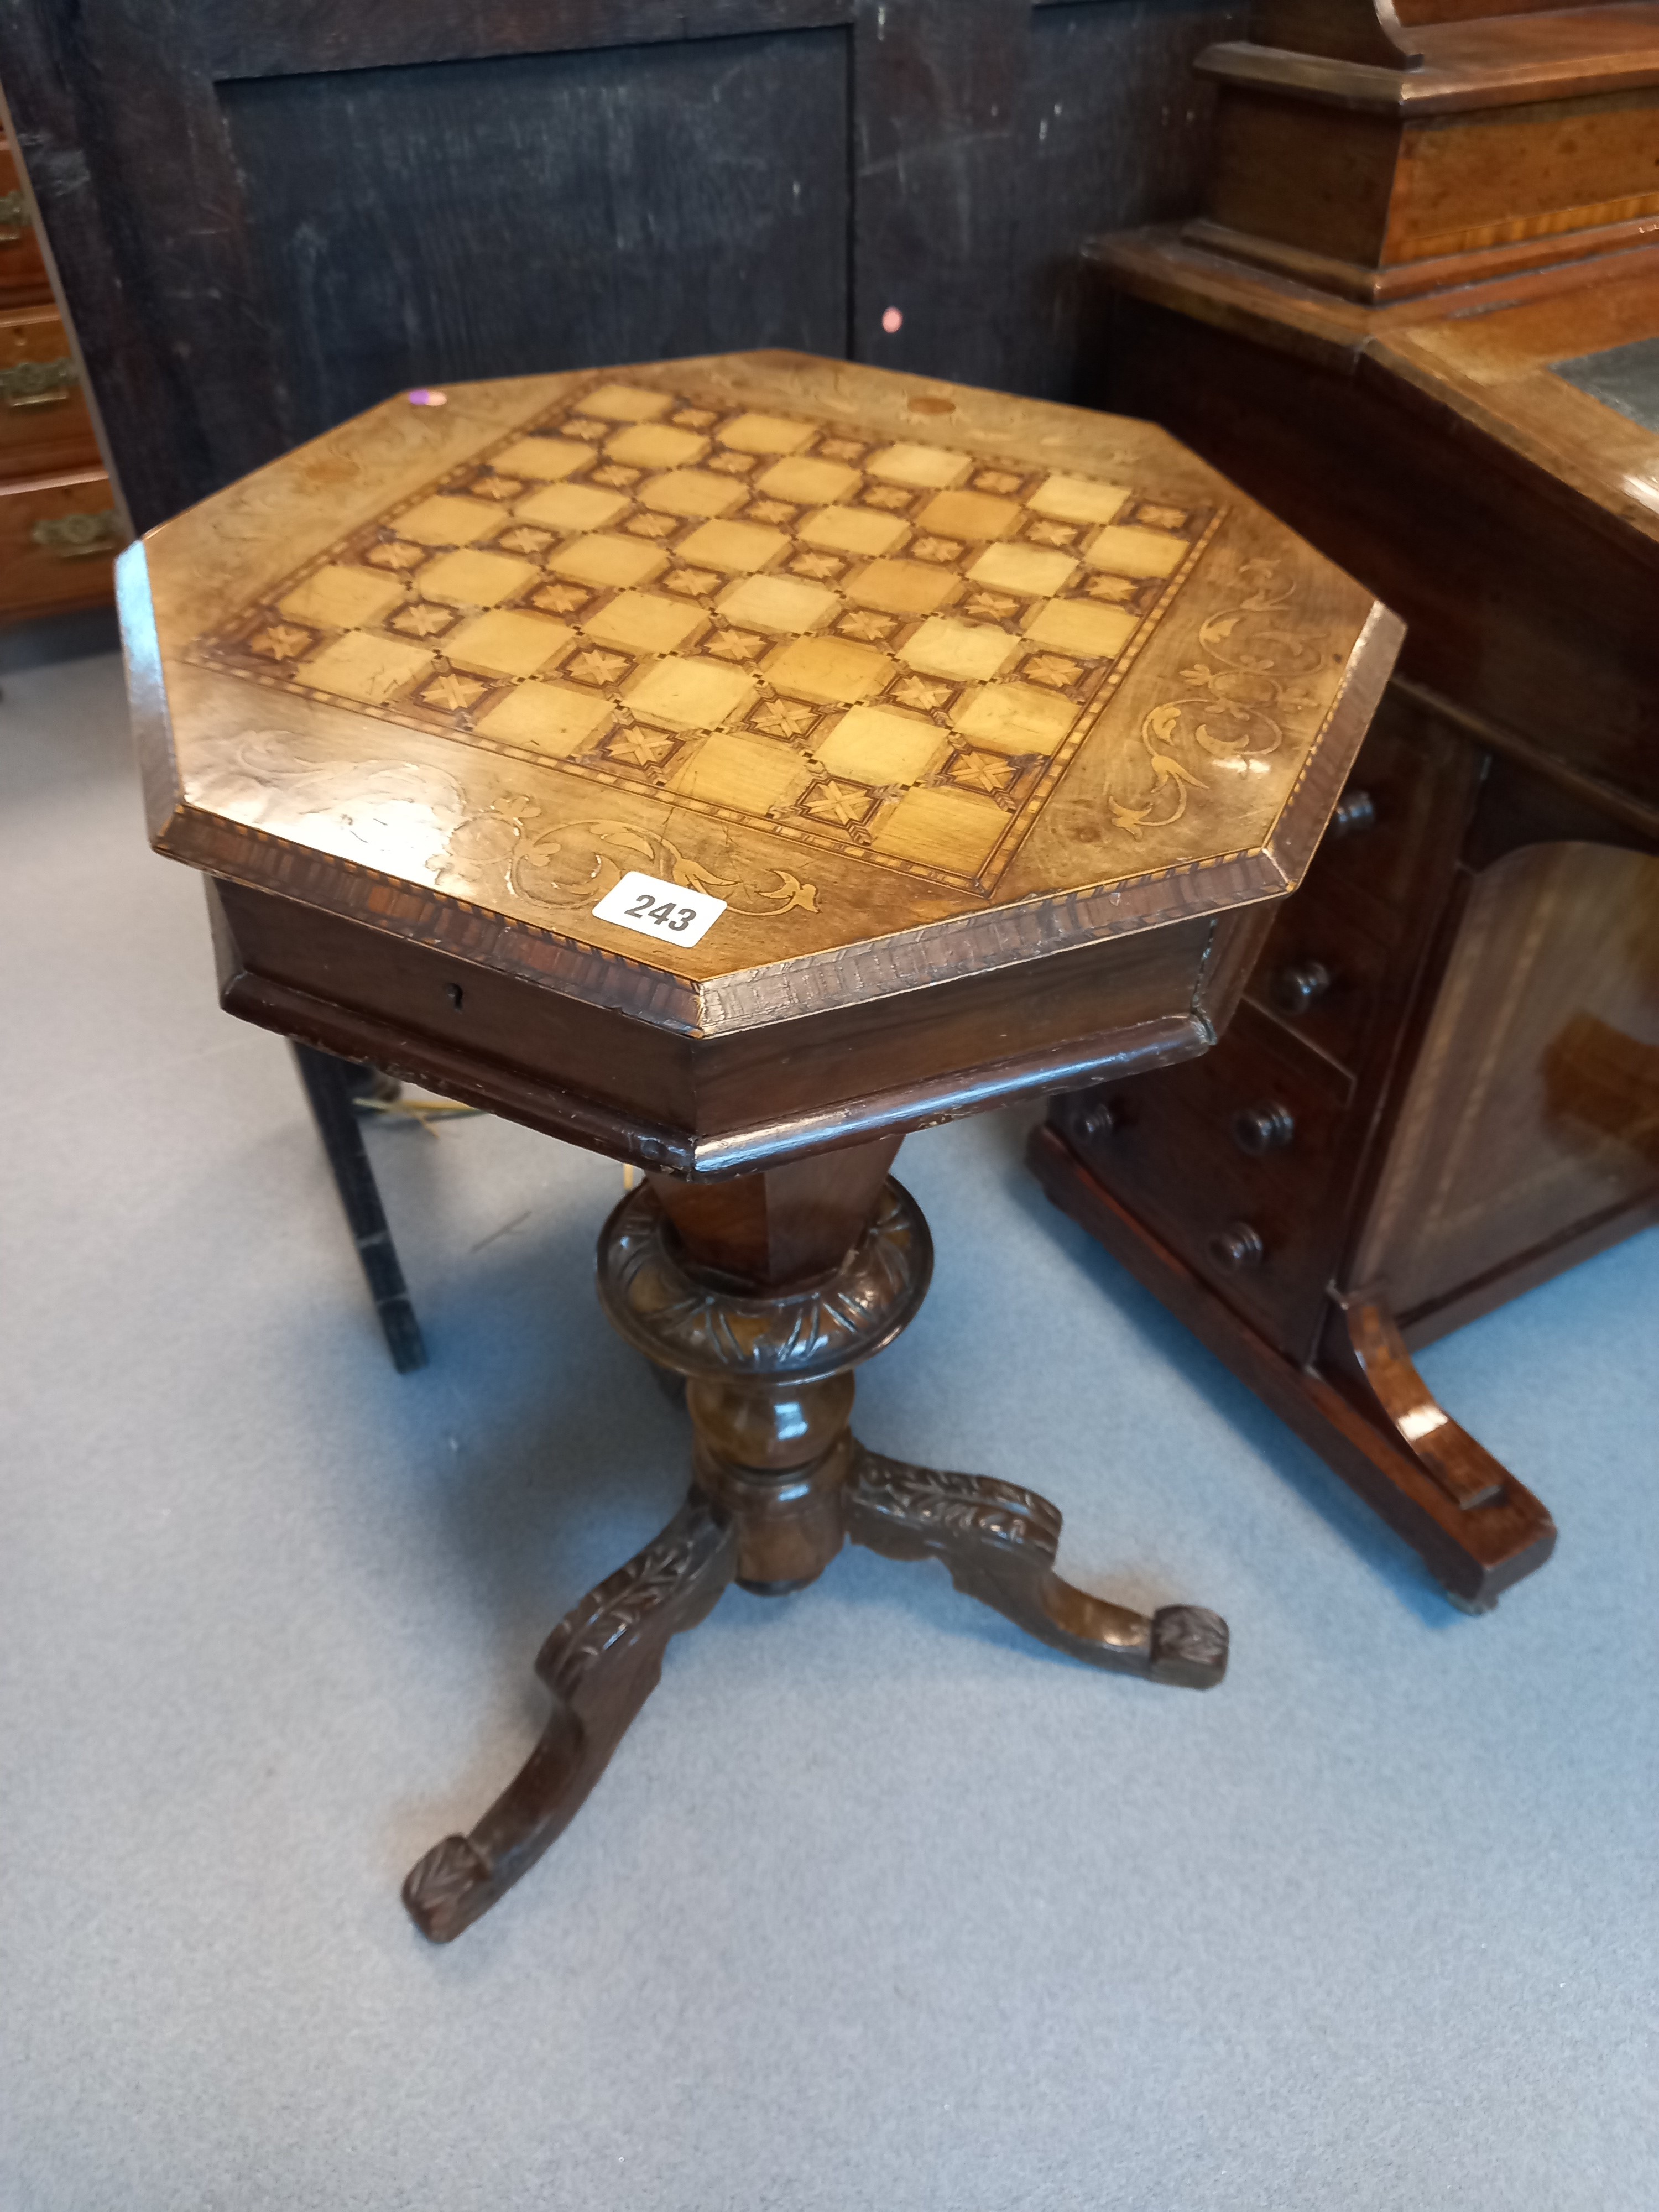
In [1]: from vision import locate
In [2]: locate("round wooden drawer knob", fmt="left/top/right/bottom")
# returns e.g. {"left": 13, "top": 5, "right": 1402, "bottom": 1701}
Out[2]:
{"left": 1331, "top": 789, "right": 1376, "bottom": 838}
{"left": 1271, "top": 959, "right": 1333, "bottom": 1016}
{"left": 1231, "top": 1102, "right": 1296, "bottom": 1155}
{"left": 1209, "top": 1222, "right": 1266, "bottom": 1271}
{"left": 1073, "top": 1095, "right": 1128, "bottom": 1143}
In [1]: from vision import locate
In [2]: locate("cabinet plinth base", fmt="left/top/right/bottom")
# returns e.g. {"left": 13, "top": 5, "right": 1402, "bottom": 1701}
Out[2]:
{"left": 1028, "top": 1123, "right": 1558, "bottom": 1610}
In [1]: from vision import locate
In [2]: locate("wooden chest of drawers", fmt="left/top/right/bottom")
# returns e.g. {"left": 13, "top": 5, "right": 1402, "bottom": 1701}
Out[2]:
{"left": 0, "top": 108, "right": 122, "bottom": 624}
{"left": 1051, "top": 693, "right": 1481, "bottom": 1369}
{"left": 0, "top": 132, "right": 50, "bottom": 307}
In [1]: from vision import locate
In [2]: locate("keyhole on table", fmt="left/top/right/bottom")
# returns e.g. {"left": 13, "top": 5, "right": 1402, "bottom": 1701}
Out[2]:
{"left": 446, "top": 983, "right": 465, "bottom": 1011}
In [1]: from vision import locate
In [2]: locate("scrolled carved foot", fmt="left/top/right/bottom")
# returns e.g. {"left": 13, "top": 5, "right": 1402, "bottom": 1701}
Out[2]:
{"left": 403, "top": 1495, "right": 737, "bottom": 1942}
{"left": 844, "top": 1444, "right": 1227, "bottom": 1689}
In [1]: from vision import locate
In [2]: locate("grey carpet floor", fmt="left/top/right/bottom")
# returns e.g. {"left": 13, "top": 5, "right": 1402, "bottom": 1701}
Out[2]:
{"left": 3, "top": 629, "right": 1655, "bottom": 2212}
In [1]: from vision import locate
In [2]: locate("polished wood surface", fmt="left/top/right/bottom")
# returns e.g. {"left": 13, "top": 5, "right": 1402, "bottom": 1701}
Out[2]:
{"left": 1037, "top": 175, "right": 1659, "bottom": 1608}
{"left": 125, "top": 351, "right": 1394, "bottom": 1937}
{"left": 128, "top": 351, "right": 1397, "bottom": 1173}
{"left": 1193, "top": 3, "right": 1659, "bottom": 301}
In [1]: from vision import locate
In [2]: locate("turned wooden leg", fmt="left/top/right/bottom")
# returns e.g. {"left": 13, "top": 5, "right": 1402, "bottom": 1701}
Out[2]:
{"left": 845, "top": 1446, "right": 1228, "bottom": 1688}
{"left": 403, "top": 1495, "right": 736, "bottom": 1942}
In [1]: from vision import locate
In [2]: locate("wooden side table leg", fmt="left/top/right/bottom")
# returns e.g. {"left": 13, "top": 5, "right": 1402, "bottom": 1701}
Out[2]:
{"left": 290, "top": 1043, "right": 425, "bottom": 1373}
{"left": 845, "top": 1447, "right": 1228, "bottom": 1688}
{"left": 403, "top": 1495, "right": 737, "bottom": 1942}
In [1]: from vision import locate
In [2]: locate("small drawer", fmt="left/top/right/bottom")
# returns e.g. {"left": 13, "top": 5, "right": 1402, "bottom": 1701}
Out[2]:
{"left": 1243, "top": 888, "right": 1394, "bottom": 1079}
{"left": 0, "top": 138, "right": 51, "bottom": 308}
{"left": 0, "top": 467, "right": 125, "bottom": 622}
{"left": 1296, "top": 688, "right": 1475, "bottom": 943}
{"left": 0, "top": 305, "right": 101, "bottom": 477}
{"left": 1058, "top": 1016, "right": 1358, "bottom": 1361}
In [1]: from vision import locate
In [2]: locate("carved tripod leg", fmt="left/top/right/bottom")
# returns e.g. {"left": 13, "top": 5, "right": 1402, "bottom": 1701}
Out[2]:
{"left": 844, "top": 1444, "right": 1228, "bottom": 1688}
{"left": 403, "top": 1496, "right": 737, "bottom": 1942}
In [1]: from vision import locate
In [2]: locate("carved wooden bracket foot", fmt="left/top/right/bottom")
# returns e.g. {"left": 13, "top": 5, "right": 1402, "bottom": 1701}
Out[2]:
{"left": 845, "top": 1445, "right": 1228, "bottom": 1688}
{"left": 1028, "top": 1124, "right": 1558, "bottom": 1610}
{"left": 403, "top": 1496, "right": 736, "bottom": 1943}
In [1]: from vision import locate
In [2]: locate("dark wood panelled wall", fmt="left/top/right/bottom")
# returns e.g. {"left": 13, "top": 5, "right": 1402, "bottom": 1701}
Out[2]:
{"left": 0, "top": 0, "right": 1243, "bottom": 532}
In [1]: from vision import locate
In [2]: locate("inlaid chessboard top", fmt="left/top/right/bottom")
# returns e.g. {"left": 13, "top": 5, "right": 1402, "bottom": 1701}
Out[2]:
{"left": 127, "top": 353, "right": 1394, "bottom": 1013}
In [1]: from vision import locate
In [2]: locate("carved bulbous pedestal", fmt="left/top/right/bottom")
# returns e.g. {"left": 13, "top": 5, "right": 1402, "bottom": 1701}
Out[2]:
{"left": 404, "top": 1142, "right": 1229, "bottom": 1940}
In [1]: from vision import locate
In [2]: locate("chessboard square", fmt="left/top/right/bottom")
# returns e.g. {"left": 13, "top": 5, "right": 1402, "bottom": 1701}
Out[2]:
{"left": 420, "top": 547, "right": 541, "bottom": 607}
{"left": 1027, "top": 474, "right": 1134, "bottom": 526}
{"left": 815, "top": 705, "right": 951, "bottom": 787}
{"left": 493, "top": 436, "right": 594, "bottom": 482}
{"left": 546, "top": 533, "right": 670, "bottom": 588}
{"left": 607, "top": 422, "right": 709, "bottom": 470}
{"left": 677, "top": 519, "right": 790, "bottom": 573}
{"left": 968, "top": 542, "right": 1078, "bottom": 597}
{"left": 765, "top": 634, "right": 894, "bottom": 706}
{"left": 639, "top": 469, "right": 750, "bottom": 519}
{"left": 900, "top": 617, "right": 1020, "bottom": 684}
{"left": 797, "top": 505, "right": 909, "bottom": 557}
{"left": 625, "top": 656, "right": 757, "bottom": 731}
{"left": 870, "top": 785, "right": 1008, "bottom": 874}
{"left": 843, "top": 558, "right": 961, "bottom": 618}
{"left": 515, "top": 481, "right": 632, "bottom": 533}
{"left": 755, "top": 455, "right": 860, "bottom": 506}
{"left": 716, "top": 573, "right": 839, "bottom": 634}
{"left": 581, "top": 383, "right": 674, "bottom": 422}
{"left": 477, "top": 681, "right": 614, "bottom": 758}
{"left": 667, "top": 730, "right": 812, "bottom": 813}
{"left": 446, "top": 609, "right": 576, "bottom": 680}
{"left": 279, "top": 564, "right": 409, "bottom": 631}
{"left": 866, "top": 442, "right": 973, "bottom": 490}
{"left": 1022, "top": 598, "right": 1138, "bottom": 658}
{"left": 395, "top": 494, "right": 507, "bottom": 547}
{"left": 301, "top": 630, "right": 434, "bottom": 706}
{"left": 581, "top": 591, "right": 708, "bottom": 657}
{"left": 717, "top": 411, "right": 817, "bottom": 455}
{"left": 1082, "top": 524, "right": 1189, "bottom": 579}
{"left": 915, "top": 488, "right": 1022, "bottom": 542}
{"left": 951, "top": 682, "right": 1079, "bottom": 756}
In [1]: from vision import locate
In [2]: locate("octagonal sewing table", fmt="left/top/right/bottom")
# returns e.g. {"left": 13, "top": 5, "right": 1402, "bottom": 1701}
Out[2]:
{"left": 122, "top": 352, "right": 1398, "bottom": 1940}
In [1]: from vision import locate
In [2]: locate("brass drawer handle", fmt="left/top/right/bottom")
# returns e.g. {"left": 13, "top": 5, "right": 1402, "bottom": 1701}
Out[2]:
{"left": 1231, "top": 1102, "right": 1296, "bottom": 1156}
{"left": 1, "top": 356, "right": 76, "bottom": 407}
{"left": 1270, "top": 959, "right": 1333, "bottom": 1017}
{"left": 0, "top": 189, "right": 32, "bottom": 243}
{"left": 1209, "top": 1222, "right": 1266, "bottom": 1271}
{"left": 30, "top": 508, "right": 123, "bottom": 559}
